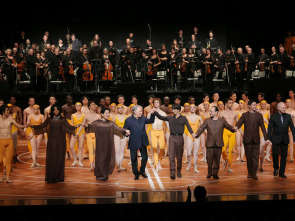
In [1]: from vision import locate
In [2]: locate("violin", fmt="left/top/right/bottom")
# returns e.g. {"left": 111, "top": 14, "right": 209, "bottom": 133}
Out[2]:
{"left": 260, "top": 63, "right": 264, "bottom": 71}
{"left": 17, "top": 60, "right": 26, "bottom": 72}
{"left": 245, "top": 56, "right": 248, "bottom": 72}
{"left": 270, "top": 59, "right": 274, "bottom": 74}
{"left": 102, "top": 61, "right": 113, "bottom": 80}
{"left": 278, "top": 59, "right": 282, "bottom": 74}
{"left": 181, "top": 62, "right": 186, "bottom": 72}
{"left": 82, "top": 59, "right": 93, "bottom": 81}
{"left": 235, "top": 61, "right": 241, "bottom": 74}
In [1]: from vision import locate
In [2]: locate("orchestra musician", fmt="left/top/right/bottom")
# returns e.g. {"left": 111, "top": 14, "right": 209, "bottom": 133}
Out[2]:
{"left": 179, "top": 48, "right": 189, "bottom": 90}
{"left": 269, "top": 46, "right": 279, "bottom": 78}
{"left": 235, "top": 47, "right": 246, "bottom": 89}
{"left": 57, "top": 38, "right": 66, "bottom": 54}
{"left": 125, "top": 47, "right": 138, "bottom": 83}
{"left": 171, "top": 39, "right": 180, "bottom": 54}
{"left": 40, "top": 35, "right": 51, "bottom": 52}
{"left": 63, "top": 48, "right": 76, "bottom": 92}
{"left": 203, "top": 48, "right": 215, "bottom": 91}
{"left": 215, "top": 48, "right": 226, "bottom": 79}
{"left": 147, "top": 49, "right": 161, "bottom": 90}
{"left": 256, "top": 47, "right": 269, "bottom": 77}
{"left": 177, "top": 29, "right": 185, "bottom": 49}
{"left": 4, "top": 49, "right": 17, "bottom": 92}
{"left": 277, "top": 46, "right": 288, "bottom": 78}
{"left": 26, "top": 49, "right": 38, "bottom": 92}
{"left": 206, "top": 30, "right": 218, "bottom": 52}
{"left": 169, "top": 48, "right": 178, "bottom": 89}
{"left": 90, "top": 34, "right": 102, "bottom": 48}
{"left": 187, "top": 34, "right": 199, "bottom": 54}
{"left": 245, "top": 47, "right": 255, "bottom": 88}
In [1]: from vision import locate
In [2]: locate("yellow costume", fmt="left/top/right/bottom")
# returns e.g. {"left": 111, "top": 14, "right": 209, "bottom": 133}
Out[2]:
{"left": 86, "top": 133, "right": 96, "bottom": 163}
{"left": 222, "top": 128, "right": 236, "bottom": 167}
{"left": 0, "top": 139, "right": 14, "bottom": 176}
{"left": 187, "top": 118, "right": 200, "bottom": 140}
{"left": 73, "top": 114, "right": 85, "bottom": 136}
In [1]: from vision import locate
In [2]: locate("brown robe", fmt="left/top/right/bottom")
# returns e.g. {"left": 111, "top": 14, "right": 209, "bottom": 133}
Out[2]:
{"left": 33, "top": 118, "right": 75, "bottom": 182}
{"left": 87, "top": 120, "right": 126, "bottom": 180}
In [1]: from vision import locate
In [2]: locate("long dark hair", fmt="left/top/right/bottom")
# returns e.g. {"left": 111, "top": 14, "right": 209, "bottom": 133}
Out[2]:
{"left": 50, "top": 104, "right": 61, "bottom": 118}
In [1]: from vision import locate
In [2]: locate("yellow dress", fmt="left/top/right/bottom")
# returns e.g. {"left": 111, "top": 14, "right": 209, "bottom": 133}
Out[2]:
{"left": 114, "top": 116, "right": 127, "bottom": 139}
{"left": 73, "top": 114, "right": 85, "bottom": 136}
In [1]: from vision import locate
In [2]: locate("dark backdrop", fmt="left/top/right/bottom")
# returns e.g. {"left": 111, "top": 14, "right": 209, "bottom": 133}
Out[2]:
{"left": 1, "top": 0, "right": 293, "bottom": 55}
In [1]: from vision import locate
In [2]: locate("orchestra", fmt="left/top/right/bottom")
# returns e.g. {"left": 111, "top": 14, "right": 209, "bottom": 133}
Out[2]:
{"left": 0, "top": 29, "right": 294, "bottom": 94}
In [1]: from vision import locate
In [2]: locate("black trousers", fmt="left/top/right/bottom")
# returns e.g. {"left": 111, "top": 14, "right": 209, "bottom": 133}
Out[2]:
{"left": 244, "top": 144, "right": 260, "bottom": 176}
{"left": 272, "top": 142, "right": 288, "bottom": 175}
{"left": 130, "top": 146, "right": 148, "bottom": 176}
{"left": 65, "top": 74, "right": 74, "bottom": 92}
{"left": 206, "top": 146, "right": 222, "bottom": 176}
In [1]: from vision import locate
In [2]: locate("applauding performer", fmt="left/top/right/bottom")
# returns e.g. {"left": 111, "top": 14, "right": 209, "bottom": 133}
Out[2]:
{"left": 195, "top": 106, "right": 236, "bottom": 179}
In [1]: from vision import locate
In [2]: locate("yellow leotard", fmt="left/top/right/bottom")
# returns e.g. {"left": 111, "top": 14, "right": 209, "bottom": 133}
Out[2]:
{"left": 237, "top": 112, "right": 244, "bottom": 131}
{"left": 11, "top": 113, "right": 17, "bottom": 134}
{"left": 187, "top": 118, "right": 200, "bottom": 140}
{"left": 73, "top": 114, "right": 85, "bottom": 136}
{"left": 114, "top": 116, "right": 127, "bottom": 128}
{"left": 27, "top": 115, "right": 42, "bottom": 138}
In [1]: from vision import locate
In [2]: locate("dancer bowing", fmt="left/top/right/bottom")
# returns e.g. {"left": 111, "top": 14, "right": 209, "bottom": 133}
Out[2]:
{"left": 185, "top": 104, "right": 203, "bottom": 172}
{"left": 195, "top": 106, "right": 236, "bottom": 179}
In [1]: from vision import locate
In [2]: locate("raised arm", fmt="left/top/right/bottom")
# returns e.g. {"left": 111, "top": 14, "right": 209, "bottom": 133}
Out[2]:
{"left": 145, "top": 113, "right": 155, "bottom": 124}
{"left": 154, "top": 111, "right": 169, "bottom": 121}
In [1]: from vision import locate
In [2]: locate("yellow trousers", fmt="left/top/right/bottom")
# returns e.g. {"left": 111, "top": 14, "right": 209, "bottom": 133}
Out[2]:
{"left": 0, "top": 139, "right": 13, "bottom": 176}
{"left": 151, "top": 129, "right": 165, "bottom": 166}
{"left": 222, "top": 129, "right": 236, "bottom": 167}
{"left": 86, "top": 133, "right": 96, "bottom": 163}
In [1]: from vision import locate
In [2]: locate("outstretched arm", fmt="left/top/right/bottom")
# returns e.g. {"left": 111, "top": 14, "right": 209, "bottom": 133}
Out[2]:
{"left": 154, "top": 111, "right": 169, "bottom": 121}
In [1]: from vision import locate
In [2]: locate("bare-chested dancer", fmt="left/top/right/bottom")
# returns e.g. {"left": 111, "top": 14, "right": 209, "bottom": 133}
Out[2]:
{"left": 23, "top": 97, "right": 35, "bottom": 158}
{"left": 220, "top": 98, "right": 239, "bottom": 172}
{"left": 0, "top": 105, "right": 27, "bottom": 183}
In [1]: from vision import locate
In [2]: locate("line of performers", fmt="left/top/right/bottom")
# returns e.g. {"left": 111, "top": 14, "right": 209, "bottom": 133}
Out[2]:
{"left": 1, "top": 30, "right": 295, "bottom": 93}
{"left": 0, "top": 90, "right": 295, "bottom": 183}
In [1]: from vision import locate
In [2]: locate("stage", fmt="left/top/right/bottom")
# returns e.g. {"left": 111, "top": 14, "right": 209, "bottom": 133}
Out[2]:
{"left": 1, "top": 138, "right": 295, "bottom": 207}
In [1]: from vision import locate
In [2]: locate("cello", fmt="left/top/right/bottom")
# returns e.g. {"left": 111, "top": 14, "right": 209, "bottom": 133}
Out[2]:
{"left": 102, "top": 60, "right": 113, "bottom": 80}
{"left": 82, "top": 57, "right": 93, "bottom": 81}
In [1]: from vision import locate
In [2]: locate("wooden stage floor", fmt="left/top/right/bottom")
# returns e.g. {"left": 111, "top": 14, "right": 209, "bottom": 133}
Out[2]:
{"left": 1, "top": 139, "right": 295, "bottom": 205}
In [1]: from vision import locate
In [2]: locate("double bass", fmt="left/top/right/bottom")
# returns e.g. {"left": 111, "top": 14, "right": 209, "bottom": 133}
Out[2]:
{"left": 82, "top": 57, "right": 93, "bottom": 81}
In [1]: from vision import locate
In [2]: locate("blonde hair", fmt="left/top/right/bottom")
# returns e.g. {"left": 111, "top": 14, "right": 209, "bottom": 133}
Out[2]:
{"left": 5, "top": 49, "right": 12, "bottom": 55}
{"left": 33, "top": 104, "right": 40, "bottom": 109}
